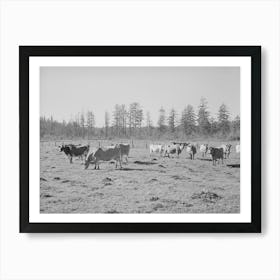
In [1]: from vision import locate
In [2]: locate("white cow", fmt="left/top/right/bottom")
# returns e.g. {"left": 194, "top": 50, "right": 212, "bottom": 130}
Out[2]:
{"left": 199, "top": 144, "right": 209, "bottom": 157}
{"left": 149, "top": 144, "right": 164, "bottom": 157}
{"left": 236, "top": 144, "right": 240, "bottom": 154}
{"left": 220, "top": 144, "right": 232, "bottom": 159}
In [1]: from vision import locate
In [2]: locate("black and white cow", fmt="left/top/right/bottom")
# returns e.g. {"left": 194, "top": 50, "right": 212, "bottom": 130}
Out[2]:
{"left": 60, "top": 144, "right": 89, "bottom": 163}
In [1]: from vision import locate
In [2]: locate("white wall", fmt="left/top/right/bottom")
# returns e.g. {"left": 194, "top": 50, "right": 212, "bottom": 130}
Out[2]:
{"left": 0, "top": 0, "right": 279, "bottom": 279}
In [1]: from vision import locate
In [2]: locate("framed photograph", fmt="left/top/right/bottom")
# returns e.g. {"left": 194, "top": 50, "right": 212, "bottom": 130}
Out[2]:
{"left": 20, "top": 46, "right": 261, "bottom": 233}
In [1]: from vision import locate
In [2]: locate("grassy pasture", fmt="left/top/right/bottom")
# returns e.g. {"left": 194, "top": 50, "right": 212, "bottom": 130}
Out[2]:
{"left": 40, "top": 139, "right": 240, "bottom": 213}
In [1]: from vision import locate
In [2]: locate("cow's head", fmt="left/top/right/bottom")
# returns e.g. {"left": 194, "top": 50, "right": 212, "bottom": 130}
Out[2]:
{"left": 84, "top": 154, "right": 96, "bottom": 169}
{"left": 59, "top": 145, "right": 65, "bottom": 152}
{"left": 208, "top": 147, "right": 214, "bottom": 155}
{"left": 227, "top": 144, "right": 232, "bottom": 151}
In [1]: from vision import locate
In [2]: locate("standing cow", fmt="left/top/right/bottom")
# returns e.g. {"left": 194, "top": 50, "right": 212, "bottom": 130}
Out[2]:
{"left": 119, "top": 143, "right": 130, "bottom": 163}
{"left": 60, "top": 144, "right": 89, "bottom": 163}
{"left": 221, "top": 144, "right": 232, "bottom": 158}
{"left": 236, "top": 144, "right": 240, "bottom": 154}
{"left": 209, "top": 147, "right": 224, "bottom": 165}
{"left": 150, "top": 144, "right": 164, "bottom": 157}
{"left": 163, "top": 143, "right": 186, "bottom": 158}
{"left": 186, "top": 144, "right": 197, "bottom": 160}
{"left": 200, "top": 144, "right": 209, "bottom": 157}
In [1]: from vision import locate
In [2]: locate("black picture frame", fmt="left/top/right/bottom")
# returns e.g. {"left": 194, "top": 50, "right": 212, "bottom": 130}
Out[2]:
{"left": 20, "top": 46, "right": 261, "bottom": 233}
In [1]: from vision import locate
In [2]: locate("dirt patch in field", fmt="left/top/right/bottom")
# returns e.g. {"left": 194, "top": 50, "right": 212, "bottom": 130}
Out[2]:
{"left": 191, "top": 191, "right": 222, "bottom": 203}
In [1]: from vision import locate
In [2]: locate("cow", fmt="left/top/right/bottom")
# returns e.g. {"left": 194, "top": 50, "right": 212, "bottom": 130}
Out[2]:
{"left": 120, "top": 144, "right": 130, "bottom": 163}
{"left": 150, "top": 144, "right": 164, "bottom": 157}
{"left": 162, "top": 144, "right": 176, "bottom": 158}
{"left": 60, "top": 144, "right": 89, "bottom": 163}
{"left": 113, "top": 143, "right": 130, "bottom": 163}
{"left": 84, "top": 145, "right": 122, "bottom": 170}
{"left": 199, "top": 144, "right": 209, "bottom": 157}
{"left": 221, "top": 144, "right": 232, "bottom": 158}
{"left": 186, "top": 144, "right": 197, "bottom": 160}
{"left": 236, "top": 144, "right": 240, "bottom": 154}
{"left": 163, "top": 143, "right": 186, "bottom": 158}
{"left": 172, "top": 142, "right": 189, "bottom": 157}
{"left": 209, "top": 147, "right": 224, "bottom": 165}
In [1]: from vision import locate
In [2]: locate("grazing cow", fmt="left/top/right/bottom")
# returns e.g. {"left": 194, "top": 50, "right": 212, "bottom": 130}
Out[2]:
{"left": 186, "top": 144, "right": 197, "bottom": 160}
{"left": 84, "top": 145, "right": 122, "bottom": 170}
{"left": 60, "top": 144, "right": 89, "bottom": 163}
{"left": 150, "top": 144, "right": 164, "bottom": 157}
{"left": 209, "top": 147, "right": 224, "bottom": 165}
{"left": 200, "top": 144, "right": 209, "bottom": 157}
{"left": 221, "top": 144, "right": 232, "bottom": 158}
{"left": 236, "top": 144, "right": 240, "bottom": 154}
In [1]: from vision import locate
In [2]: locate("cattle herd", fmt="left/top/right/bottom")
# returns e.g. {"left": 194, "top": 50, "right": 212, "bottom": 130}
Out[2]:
{"left": 59, "top": 141, "right": 240, "bottom": 169}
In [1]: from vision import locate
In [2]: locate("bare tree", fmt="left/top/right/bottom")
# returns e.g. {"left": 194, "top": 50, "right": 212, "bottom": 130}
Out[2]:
{"left": 86, "top": 111, "right": 95, "bottom": 139}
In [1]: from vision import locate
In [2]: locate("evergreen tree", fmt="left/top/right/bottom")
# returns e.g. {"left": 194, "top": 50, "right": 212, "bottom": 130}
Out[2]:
{"left": 197, "top": 97, "right": 210, "bottom": 135}
{"left": 181, "top": 105, "right": 196, "bottom": 135}
{"left": 218, "top": 103, "right": 230, "bottom": 136}
{"left": 168, "top": 108, "right": 177, "bottom": 133}
{"left": 158, "top": 107, "right": 166, "bottom": 133}
{"left": 232, "top": 115, "right": 240, "bottom": 139}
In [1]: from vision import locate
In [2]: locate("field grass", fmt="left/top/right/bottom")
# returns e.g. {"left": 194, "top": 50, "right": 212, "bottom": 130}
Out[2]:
{"left": 40, "top": 139, "right": 240, "bottom": 213}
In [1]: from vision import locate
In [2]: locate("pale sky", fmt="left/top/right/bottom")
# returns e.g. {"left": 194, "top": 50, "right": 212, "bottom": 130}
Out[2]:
{"left": 40, "top": 66, "right": 240, "bottom": 127}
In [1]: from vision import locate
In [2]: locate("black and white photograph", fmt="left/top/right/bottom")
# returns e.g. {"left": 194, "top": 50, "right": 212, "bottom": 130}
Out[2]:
{"left": 19, "top": 46, "right": 261, "bottom": 232}
{"left": 40, "top": 66, "right": 241, "bottom": 214}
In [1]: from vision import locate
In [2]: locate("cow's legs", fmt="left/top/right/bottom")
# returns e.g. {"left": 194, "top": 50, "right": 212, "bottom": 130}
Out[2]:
{"left": 70, "top": 156, "right": 73, "bottom": 164}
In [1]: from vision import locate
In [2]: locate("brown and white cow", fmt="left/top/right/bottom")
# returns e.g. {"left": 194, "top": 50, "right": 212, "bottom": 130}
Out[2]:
{"left": 186, "top": 144, "right": 197, "bottom": 160}
{"left": 84, "top": 145, "right": 122, "bottom": 169}
{"left": 220, "top": 144, "right": 232, "bottom": 158}
{"left": 163, "top": 143, "right": 187, "bottom": 158}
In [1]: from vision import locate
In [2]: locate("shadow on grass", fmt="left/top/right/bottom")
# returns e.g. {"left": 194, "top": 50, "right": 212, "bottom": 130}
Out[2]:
{"left": 197, "top": 158, "right": 212, "bottom": 161}
{"left": 227, "top": 164, "right": 240, "bottom": 168}
{"left": 134, "top": 161, "right": 157, "bottom": 165}
{"left": 119, "top": 167, "right": 147, "bottom": 171}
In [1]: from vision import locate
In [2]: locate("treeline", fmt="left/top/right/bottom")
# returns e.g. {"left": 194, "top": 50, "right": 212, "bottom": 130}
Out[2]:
{"left": 40, "top": 97, "right": 240, "bottom": 140}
